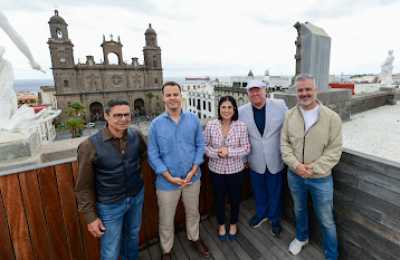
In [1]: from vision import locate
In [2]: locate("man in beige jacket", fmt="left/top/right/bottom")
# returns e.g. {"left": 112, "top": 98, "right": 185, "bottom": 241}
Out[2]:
{"left": 281, "top": 74, "right": 342, "bottom": 260}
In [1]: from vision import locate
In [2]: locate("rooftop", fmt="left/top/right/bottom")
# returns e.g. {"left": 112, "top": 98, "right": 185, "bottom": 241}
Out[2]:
{"left": 343, "top": 102, "right": 400, "bottom": 163}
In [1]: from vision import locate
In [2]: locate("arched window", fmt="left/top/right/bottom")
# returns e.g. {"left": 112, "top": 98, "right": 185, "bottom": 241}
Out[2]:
{"left": 153, "top": 55, "right": 157, "bottom": 67}
{"left": 107, "top": 52, "right": 119, "bottom": 65}
{"left": 56, "top": 29, "right": 63, "bottom": 39}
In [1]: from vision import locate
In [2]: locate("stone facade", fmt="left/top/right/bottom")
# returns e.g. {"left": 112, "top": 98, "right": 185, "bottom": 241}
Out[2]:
{"left": 47, "top": 10, "right": 163, "bottom": 121}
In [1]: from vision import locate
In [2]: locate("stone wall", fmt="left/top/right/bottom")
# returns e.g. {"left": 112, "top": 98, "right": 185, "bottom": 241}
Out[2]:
{"left": 282, "top": 149, "right": 400, "bottom": 259}
{"left": 274, "top": 89, "right": 352, "bottom": 121}
{"left": 351, "top": 87, "right": 400, "bottom": 114}
{"left": 333, "top": 150, "right": 400, "bottom": 259}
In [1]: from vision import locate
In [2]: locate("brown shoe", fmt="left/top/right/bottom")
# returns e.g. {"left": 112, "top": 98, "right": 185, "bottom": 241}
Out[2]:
{"left": 191, "top": 238, "right": 210, "bottom": 258}
{"left": 161, "top": 252, "right": 172, "bottom": 260}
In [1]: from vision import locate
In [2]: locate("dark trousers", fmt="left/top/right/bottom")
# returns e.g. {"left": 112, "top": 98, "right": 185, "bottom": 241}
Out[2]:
{"left": 250, "top": 168, "right": 284, "bottom": 227}
{"left": 211, "top": 170, "right": 244, "bottom": 225}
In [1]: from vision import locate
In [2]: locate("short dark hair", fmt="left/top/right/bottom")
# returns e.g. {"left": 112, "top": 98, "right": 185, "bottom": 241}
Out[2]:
{"left": 218, "top": 95, "right": 239, "bottom": 121}
{"left": 105, "top": 99, "right": 129, "bottom": 114}
{"left": 162, "top": 81, "right": 181, "bottom": 94}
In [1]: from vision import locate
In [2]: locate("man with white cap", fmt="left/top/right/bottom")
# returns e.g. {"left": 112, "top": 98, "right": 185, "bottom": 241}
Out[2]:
{"left": 238, "top": 80, "right": 288, "bottom": 237}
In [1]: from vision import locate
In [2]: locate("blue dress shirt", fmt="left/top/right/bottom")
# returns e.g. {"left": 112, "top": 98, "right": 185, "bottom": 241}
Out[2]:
{"left": 148, "top": 111, "right": 205, "bottom": 191}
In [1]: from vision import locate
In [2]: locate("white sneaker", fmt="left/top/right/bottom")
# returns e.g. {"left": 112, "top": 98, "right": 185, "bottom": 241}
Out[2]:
{"left": 288, "top": 238, "right": 309, "bottom": 255}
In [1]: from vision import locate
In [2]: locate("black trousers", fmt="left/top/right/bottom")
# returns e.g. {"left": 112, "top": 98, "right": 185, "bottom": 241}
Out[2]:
{"left": 210, "top": 170, "right": 244, "bottom": 225}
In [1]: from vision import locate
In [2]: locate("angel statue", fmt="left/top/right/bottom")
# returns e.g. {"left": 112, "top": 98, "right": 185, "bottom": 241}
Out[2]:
{"left": 0, "top": 11, "right": 46, "bottom": 131}
{"left": 380, "top": 50, "right": 394, "bottom": 87}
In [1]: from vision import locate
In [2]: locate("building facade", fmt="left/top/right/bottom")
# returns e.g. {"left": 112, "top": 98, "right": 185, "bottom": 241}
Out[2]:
{"left": 47, "top": 10, "right": 163, "bottom": 121}
{"left": 182, "top": 78, "right": 216, "bottom": 119}
{"left": 38, "top": 86, "right": 57, "bottom": 109}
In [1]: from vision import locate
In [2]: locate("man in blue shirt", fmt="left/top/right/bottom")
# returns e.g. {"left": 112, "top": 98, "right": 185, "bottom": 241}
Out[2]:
{"left": 148, "top": 81, "right": 209, "bottom": 260}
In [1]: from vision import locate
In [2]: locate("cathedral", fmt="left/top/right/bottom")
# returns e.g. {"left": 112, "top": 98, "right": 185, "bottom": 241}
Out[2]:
{"left": 47, "top": 10, "right": 163, "bottom": 121}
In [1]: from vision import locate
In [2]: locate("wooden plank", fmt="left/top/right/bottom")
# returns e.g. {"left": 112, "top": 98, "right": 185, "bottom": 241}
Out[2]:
{"left": 37, "top": 167, "right": 72, "bottom": 260}
{"left": 203, "top": 219, "right": 240, "bottom": 260}
{"left": 18, "top": 170, "right": 55, "bottom": 260}
{"left": 239, "top": 204, "right": 292, "bottom": 260}
{"left": 338, "top": 218, "right": 400, "bottom": 259}
{"left": 139, "top": 248, "right": 152, "bottom": 260}
{"left": 77, "top": 212, "right": 100, "bottom": 259}
{"left": 71, "top": 160, "right": 92, "bottom": 260}
{"left": 339, "top": 152, "right": 400, "bottom": 181}
{"left": 71, "top": 161, "right": 79, "bottom": 184}
{"left": 241, "top": 200, "right": 324, "bottom": 260}
{"left": 0, "top": 182, "right": 15, "bottom": 260}
{"left": 199, "top": 222, "right": 225, "bottom": 260}
{"left": 141, "top": 161, "right": 159, "bottom": 244}
{"left": 72, "top": 160, "right": 100, "bottom": 259}
{"left": 236, "top": 215, "right": 279, "bottom": 260}
{"left": 208, "top": 217, "right": 253, "bottom": 260}
{"left": 336, "top": 180, "right": 400, "bottom": 226}
{"left": 55, "top": 163, "right": 86, "bottom": 260}
{"left": 0, "top": 174, "right": 34, "bottom": 260}
{"left": 176, "top": 229, "right": 203, "bottom": 260}
{"left": 172, "top": 235, "right": 189, "bottom": 260}
{"left": 147, "top": 243, "right": 162, "bottom": 260}
{"left": 337, "top": 221, "right": 397, "bottom": 260}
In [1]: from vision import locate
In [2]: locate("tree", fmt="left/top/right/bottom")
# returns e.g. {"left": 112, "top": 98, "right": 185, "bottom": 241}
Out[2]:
{"left": 64, "top": 101, "right": 85, "bottom": 138}
{"left": 145, "top": 92, "right": 155, "bottom": 115}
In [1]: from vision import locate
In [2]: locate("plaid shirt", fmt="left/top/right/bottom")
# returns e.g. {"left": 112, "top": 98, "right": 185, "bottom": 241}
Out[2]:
{"left": 204, "top": 119, "right": 251, "bottom": 174}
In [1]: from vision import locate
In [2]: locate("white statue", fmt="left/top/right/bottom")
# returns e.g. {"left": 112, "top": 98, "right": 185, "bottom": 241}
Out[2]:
{"left": 380, "top": 50, "right": 394, "bottom": 87}
{"left": 0, "top": 11, "right": 46, "bottom": 131}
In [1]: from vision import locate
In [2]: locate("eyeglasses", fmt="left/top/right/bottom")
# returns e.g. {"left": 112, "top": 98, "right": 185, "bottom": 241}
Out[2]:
{"left": 111, "top": 113, "right": 131, "bottom": 119}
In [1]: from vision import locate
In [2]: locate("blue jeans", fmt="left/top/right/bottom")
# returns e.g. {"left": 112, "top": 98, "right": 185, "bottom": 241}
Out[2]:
{"left": 250, "top": 168, "right": 284, "bottom": 226}
{"left": 96, "top": 187, "right": 144, "bottom": 260}
{"left": 287, "top": 170, "right": 338, "bottom": 260}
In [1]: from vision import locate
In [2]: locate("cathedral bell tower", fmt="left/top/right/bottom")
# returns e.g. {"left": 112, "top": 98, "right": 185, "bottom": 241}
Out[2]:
{"left": 47, "top": 10, "right": 75, "bottom": 68}
{"left": 143, "top": 24, "right": 162, "bottom": 69}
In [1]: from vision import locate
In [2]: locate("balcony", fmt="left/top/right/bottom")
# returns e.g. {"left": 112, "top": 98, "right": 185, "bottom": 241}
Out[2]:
{"left": 1, "top": 141, "right": 399, "bottom": 259}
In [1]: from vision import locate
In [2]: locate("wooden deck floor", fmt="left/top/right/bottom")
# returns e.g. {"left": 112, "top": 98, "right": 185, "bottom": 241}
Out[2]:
{"left": 139, "top": 200, "right": 324, "bottom": 260}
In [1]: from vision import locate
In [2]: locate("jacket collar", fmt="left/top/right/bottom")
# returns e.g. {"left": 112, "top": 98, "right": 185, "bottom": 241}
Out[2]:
{"left": 101, "top": 127, "right": 128, "bottom": 142}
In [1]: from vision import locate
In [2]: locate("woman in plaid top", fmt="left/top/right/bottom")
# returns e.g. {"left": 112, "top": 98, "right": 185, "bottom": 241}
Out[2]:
{"left": 204, "top": 96, "right": 250, "bottom": 241}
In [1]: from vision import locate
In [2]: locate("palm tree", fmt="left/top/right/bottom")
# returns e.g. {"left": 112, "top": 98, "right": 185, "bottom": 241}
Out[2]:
{"left": 145, "top": 92, "right": 155, "bottom": 115}
{"left": 64, "top": 102, "right": 85, "bottom": 138}
{"left": 65, "top": 117, "right": 84, "bottom": 137}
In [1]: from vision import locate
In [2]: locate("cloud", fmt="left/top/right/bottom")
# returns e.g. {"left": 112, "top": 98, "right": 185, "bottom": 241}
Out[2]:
{"left": 0, "top": 0, "right": 194, "bottom": 22}
{"left": 253, "top": 17, "right": 289, "bottom": 27}
{"left": 2, "top": 0, "right": 400, "bottom": 79}
{"left": 303, "top": 0, "right": 399, "bottom": 19}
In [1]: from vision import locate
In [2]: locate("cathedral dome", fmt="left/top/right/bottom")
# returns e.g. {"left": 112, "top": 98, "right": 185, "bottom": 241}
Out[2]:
{"left": 145, "top": 24, "right": 156, "bottom": 35}
{"left": 49, "top": 10, "right": 66, "bottom": 24}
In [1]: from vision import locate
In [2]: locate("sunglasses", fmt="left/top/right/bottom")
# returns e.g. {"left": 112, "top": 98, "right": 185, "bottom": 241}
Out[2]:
{"left": 111, "top": 113, "right": 131, "bottom": 119}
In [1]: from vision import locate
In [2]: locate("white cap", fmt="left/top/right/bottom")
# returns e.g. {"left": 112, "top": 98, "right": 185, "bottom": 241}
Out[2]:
{"left": 246, "top": 80, "right": 267, "bottom": 90}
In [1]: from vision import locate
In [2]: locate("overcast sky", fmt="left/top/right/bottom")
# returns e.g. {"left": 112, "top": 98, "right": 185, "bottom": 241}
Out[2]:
{"left": 1, "top": 0, "right": 399, "bottom": 79}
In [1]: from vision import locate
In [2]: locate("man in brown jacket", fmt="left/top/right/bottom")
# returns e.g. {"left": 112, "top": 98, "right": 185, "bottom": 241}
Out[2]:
{"left": 281, "top": 74, "right": 342, "bottom": 260}
{"left": 75, "top": 99, "right": 146, "bottom": 260}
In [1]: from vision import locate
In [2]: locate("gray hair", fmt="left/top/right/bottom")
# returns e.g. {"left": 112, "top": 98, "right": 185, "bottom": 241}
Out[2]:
{"left": 105, "top": 99, "right": 129, "bottom": 114}
{"left": 294, "top": 73, "right": 316, "bottom": 88}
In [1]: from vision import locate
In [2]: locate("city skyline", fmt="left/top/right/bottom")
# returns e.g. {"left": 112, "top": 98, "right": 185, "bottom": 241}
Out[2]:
{"left": 1, "top": 0, "right": 399, "bottom": 79}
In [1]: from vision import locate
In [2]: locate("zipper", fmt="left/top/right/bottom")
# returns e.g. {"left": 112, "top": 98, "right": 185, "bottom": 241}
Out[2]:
{"left": 302, "top": 135, "right": 306, "bottom": 164}
{"left": 298, "top": 105, "right": 321, "bottom": 164}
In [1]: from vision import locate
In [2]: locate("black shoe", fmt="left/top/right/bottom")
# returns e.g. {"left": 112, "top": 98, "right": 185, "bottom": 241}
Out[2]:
{"left": 271, "top": 225, "right": 282, "bottom": 238}
{"left": 248, "top": 215, "right": 268, "bottom": 228}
